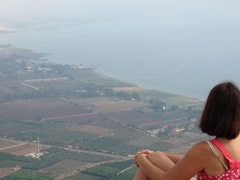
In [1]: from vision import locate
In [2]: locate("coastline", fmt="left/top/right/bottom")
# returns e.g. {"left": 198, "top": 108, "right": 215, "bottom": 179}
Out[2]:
{"left": 1, "top": 26, "right": 238, "bottom": 101}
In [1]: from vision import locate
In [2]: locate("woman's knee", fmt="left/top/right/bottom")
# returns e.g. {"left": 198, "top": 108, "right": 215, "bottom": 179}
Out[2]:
{"left": 146, "top": 151, "right": 175, "bottom": 171}
{"left": 146, "top": 151, "right": 165, "bottom": 162}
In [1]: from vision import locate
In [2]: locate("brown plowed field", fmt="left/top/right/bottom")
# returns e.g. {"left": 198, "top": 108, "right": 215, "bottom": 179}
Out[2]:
{"left": 0, "top": 143, "right": 45, "bottom": 156}
{"left": 0, "top": 98, "right": 90, "bottom": 120}
{"left": 93, "top": 100, "right": 146, "bottom": 112}
{"left": 0, "top": 139, "right": 18, "bottom": 149}
{"left": 60, "top": 113, "right": 126, "bottom": 130}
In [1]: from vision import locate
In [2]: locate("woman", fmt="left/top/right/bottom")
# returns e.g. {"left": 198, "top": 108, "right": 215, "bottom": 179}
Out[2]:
{"left": 134, "top": 81, "right": 240, "bottom": 180}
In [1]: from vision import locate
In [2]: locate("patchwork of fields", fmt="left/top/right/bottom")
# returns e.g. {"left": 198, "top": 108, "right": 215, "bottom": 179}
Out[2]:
{"left": 0, "top": 45, "right": 204, "bottom": 179}
{"left": 0, "top": 96, "right": 205, "bottom": 178}
{"left": 0, "top": 97, "right": 203, "bottom": 179}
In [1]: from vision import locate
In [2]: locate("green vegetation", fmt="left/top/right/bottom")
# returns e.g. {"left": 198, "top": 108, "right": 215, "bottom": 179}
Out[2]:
{"left": 16, "top": 148, "right": 114, "bottom": 170}
{"left": 2, "top": 170, "right": 51, "bottom": 180}
{"left": 0, "top": 152, "right": 36, "bottom": 168}
{"left": 0, "top": 45, "right": 204, "bottom": 179}
{"left": 41, "top": 159, "right": 87, "bottom": 178}
{"left": 65, "top": 174, "right": 104, "bottom": 180}
{"left": 82, "top": 160, "right": 134, "bottom": 179}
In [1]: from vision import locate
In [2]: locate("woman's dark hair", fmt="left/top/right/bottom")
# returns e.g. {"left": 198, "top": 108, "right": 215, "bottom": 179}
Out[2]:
{"left": 199, "top": 81, "right": 240, "bottom": 139}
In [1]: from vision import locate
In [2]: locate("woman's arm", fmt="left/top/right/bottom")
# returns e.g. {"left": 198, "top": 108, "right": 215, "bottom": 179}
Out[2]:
{"left": 146, "top": 151, "right": 183, "bottom": 172}
{"left": 160, "top": 152, "right": 183, "bottom": 164}
{"left": 135, "top": 149, "right": 183, "bottom": 167}
{"left": 136, "top": 142, "right": 207, "bottom": 180}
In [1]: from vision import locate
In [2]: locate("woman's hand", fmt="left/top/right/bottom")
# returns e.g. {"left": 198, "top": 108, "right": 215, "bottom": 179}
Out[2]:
{"left": 135, "top": 153, "right": 148, "bottom": 167}
{"left": 138, "top": 149, "right": 154, "bottom": 154}
{"left": 134, "top": 149, "right": 155, "bottom": 167}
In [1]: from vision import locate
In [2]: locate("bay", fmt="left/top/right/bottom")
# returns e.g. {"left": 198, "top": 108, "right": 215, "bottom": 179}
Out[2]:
{"left": 1, "top": 21, "right": 240, "bottom": 100}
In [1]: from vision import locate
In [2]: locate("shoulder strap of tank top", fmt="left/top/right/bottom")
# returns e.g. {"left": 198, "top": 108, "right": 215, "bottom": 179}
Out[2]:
{"left": 206, "top": 141, "right": 229, "bottom": 171}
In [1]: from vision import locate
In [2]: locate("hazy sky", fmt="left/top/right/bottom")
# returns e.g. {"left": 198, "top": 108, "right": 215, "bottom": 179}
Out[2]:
{"left": 1, "top": 0, "right": 240, "bottom": 99}
{"left": 1, "top": 0, "right": 240, "bottom": 26}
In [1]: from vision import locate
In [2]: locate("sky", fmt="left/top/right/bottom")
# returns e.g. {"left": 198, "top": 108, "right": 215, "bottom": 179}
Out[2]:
{"left": 1, "top": 0, "right": 240, "bottom": 26}
{"left": 1, "top": 0, "right": 240, "bottom": 99}
{"left": 1, "top": 0, "right": 240, "bottom": 42}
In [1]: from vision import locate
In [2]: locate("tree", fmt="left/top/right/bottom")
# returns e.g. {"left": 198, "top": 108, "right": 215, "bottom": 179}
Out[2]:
{"left": 149, "top": 98, "right": 166, "bottom": 112}
{"left": 131, "top": 92, "right": 140, "bottom": 100}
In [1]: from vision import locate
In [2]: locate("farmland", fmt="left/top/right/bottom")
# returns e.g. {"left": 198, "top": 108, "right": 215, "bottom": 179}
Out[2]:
{"left": 0, "top": 45, "right": 205, "bottom": 179}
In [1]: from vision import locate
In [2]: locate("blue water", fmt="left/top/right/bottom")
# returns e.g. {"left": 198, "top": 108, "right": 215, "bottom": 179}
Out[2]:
{"left": 1, "top": 21, "right": 240, "bottom": 100}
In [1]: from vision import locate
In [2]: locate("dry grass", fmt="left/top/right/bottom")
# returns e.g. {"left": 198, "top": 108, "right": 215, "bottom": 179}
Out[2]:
{"left": 112, "top": 86, "right": 143, "bottom": 91}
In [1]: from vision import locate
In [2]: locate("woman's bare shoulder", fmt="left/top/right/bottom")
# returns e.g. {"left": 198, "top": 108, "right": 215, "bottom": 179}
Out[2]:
{"left": 192, "top": 141, "right": 210, "bottom": 151}
{"left": 162, "top": 141, "right": 211, "bottom": 179}
{"left": 184, "top": 141, "right": 212, "bottom": 163}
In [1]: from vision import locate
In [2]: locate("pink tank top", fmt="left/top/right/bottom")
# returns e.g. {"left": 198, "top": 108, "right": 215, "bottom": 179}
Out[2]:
{"left": 197, "top": 139, "right": 240, "bottom": 180}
